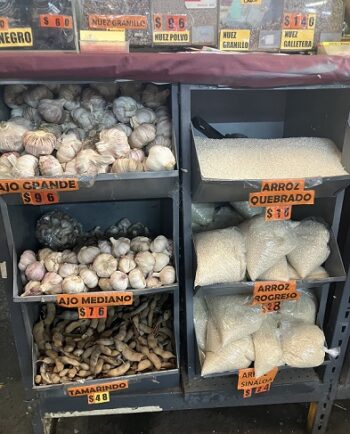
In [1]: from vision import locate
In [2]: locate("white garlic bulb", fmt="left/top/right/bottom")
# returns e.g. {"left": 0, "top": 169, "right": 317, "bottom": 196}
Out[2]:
{"left": 150, "top": 236, "right": 169, "bottom": 253}
{"left": 113, "top": 96, "right": 139, "bottom": 123}
{"left": 10, "top": 117, "right": 33, "bottom": 131}
{"left": 110, "top": 271, "right": 128, "bottom": 291}
{"left": 58, "top": 263, "right": 79, "bottom": 278}
{"left": 94, "top": 110, "right": 116, "bottom": 130}
{"left": 25, "top": 261, "right": 45, "bottom": 281}
{"left": 75, "top": 150, "right": 114, "bottom": 176}
{"left": 128, "top": 268, "right": 146, "bottom": 289}
{"left": 61, "top": 250, "right": 78, "bottom": 264}
{"left": 79, "top": 268, "right": 98, "bottom": 289}
{"left": 23, "top": 85, "right": 53, "bottom": 108}
{"left": 98, "top": 240, "right": 112, "bottom": 254}
{"left": 131, "top": 237, "right": 151, "bottom": 253}
{"left": 22, "top": 280, "right": 42, "bottom": 296}
{"left": 39, "top": 156, "right": 63, "bottom": 176}
{"left": 23, "top": 130, "right": 56, "bottom": 156}
{"left": 118, "top": 254, "right": 136, "bottom": 274}
{"left": 153, "top": 252, "right": 170, "bottom": 272}
{"left": 56, "top": 133, "right": 83, "bottom": 163}
{"left": 98, "top": 278, "right": 113, "bottom": 291}
{"left": 147, "top": 135, "right": 172, "bottom": 152}
{"left": 62, "top": 275, "right": 86, "bottom": 294}
{"left": 40, "top": 272, "right": 63, "bottom": 293}
{"left": 72, "top": 107, "right": 95, "bottom": 131}
{"left": 129, "top": 149, "right": 145, "bottom": 162}
{"left": 77, "top": 246, "right": 100, "bottom": 265}
{"left": 156, "top": 119, "right": 172, "bottom": 138}
{"left": 115, "top": 123, "right": 132, "bottom": 137}
{"left": 129, "top": 124, "right": 156, "bottom": 149}
{"left": 81, "top": 88, "right": 107, "bottom": 112}
{"left": 146, "top": 276, "right": 161, "bottom": 288}
{"left": 63, "top": 158, "right": 77, "bottom": 175}
{"left": 38, "top": 248, "right": 53, "bottom": 262}
{"left": 59, "top": 84, "right": 82, "bottom": 101}
{"left": 92, "top": 253, "right": 118, "bottom": 278}
{"left": 44, "top": 252, "right": 63, "bottom": 273}
{"left": 111, "top": 158, "right": 143, "bottom": 174}
{"left": 38, "top": 99, "right": 65, "bottom": 124}
{"left": 155, "top": 106, "right": 169, "bottom": 119}
{"left": 4, "top": 84, "right": 27, "bottom": 108}
{"left": 96, "top": 128, "right": 130, "bottom": 158}
{"left": 157, "top": 265, "right": 176, "bottom": 285}
{"left": 130, "top": 108, "right": 156, "bottom": 128}
{"left": 135, "top": 251, "right": 155, "bottom": 275}
{"left": 10, "top": 154, "right": 39, "bottom": 177}
{"left": 90, "top": 83, "right": 119, "bottom": 101}
{"left": 110, "top": 237, "right": 130, "bottom": 257}
{"left": 0, "top": 121, "right": 27, "bottom": 152}
{"left": 23, "top": 106, "right": 42, "bottom": 127}
{"left": 18, "top": 250, "right": 37, "bottom": 271}
{"left": 145, "top": 146, "right": 175, "bottom": 171}
{"left": 142, "top": 84, "right": 170, "bottom": 109}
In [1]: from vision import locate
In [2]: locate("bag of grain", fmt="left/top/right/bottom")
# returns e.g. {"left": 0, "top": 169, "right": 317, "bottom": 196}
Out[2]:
{"left": 287, "top": 264, "right": 300, "bottom": 280}
{"left": 287, "top": 220, "right": 330, "bottom": 279}
{"left": 192, "top": 203, "right": 216, "bottom": 231}
{"left": 205, "top": 294, "right": 263, "bottom": 346}
{"left": 194, "top": 227, "right": 246, "bottom": 286}
{"left": 231, "top": 201, "right": 263, "bottom": 219}
{"left": 245, "top": 216, "right": 298, "bottom": 281}
{"left": 193, "top": 294, "right": 209, "bottom": 352}
{"left": 253, "top": 314, "right": 283, "bottom": 378}
{"left": 307, "top": 266, "right": 329, "bottom": 280}
{"left": 281, "top": 321, "right": 325, "bottom": 368}
{"left": 259, "top": 257, "right": 289, "bottom": 282}
{"left": 278, "top": 290, "right": 317, "bottom": 325}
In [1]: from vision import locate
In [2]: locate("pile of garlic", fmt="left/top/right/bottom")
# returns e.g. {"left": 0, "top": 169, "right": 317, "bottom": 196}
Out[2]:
{"left": 19, "top": 235, "right": 176, "bottom": 297}
{"left": 0, "top": 83, "right": 176, "bottom": 178}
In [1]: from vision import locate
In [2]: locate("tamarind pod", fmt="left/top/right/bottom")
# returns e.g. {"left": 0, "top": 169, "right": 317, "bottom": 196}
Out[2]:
{"left": 105, "top": 362, "right": 131, "bottom": 377}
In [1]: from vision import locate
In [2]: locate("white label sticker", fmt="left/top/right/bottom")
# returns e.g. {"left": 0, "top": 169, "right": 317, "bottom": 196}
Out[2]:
{"left": 185, "top": 0, "right": 217, "bottom": 9}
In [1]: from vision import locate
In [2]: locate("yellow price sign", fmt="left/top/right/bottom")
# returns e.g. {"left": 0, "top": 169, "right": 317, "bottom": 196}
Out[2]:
{"left": 87, "top": 392, "right": 110, "bottom": 405}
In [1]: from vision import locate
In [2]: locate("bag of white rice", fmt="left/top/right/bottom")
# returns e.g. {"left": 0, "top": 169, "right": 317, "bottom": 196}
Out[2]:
{"left": 259, "top": 257, "right": 289, "bottom": 282}
{"left": 281, "top": 321, "right": 325, "bottom": 368}
{"left": 193, "top": 295, "right": 209, "bottom": 352}
{"left": 205, "top": 320, "right": 222, "bottom": 353}
{"left": 306, "top": 266, "right": 329, "bottom": 280}
{"left": 287, "top": 264, "right": 300, "bottom": 280}
{"left": 206, "top": 294, "right": 263, "bottom": 346}
{"left": 202, "top": 335, "right": 255, "bottom": 376}
{"left": 194, "top": 227, "right": 246, "bottom": 286}
{"left": 278, "top": 290, "right": 317, "bottom": 324}
{"left": 287, "top": 220, "right": 330, "bottom": 279}
{"left": 245, "top": 216, "right": 298, "bottom": 281}
{"left": 253, "top": 315, "right": 283, "bottom": 378}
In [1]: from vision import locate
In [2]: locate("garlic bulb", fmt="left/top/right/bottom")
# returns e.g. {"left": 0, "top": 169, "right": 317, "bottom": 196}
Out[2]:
{"left": 135, "top": 251, "right": 155, "bottom": 275}
{"left": 39, "top": 122, "right": 63, "bottom": 138}
{"left": 46, "top": 83, "right": 61, "bottom": 94}
{"left": 23, "top": 106, "right": 42, "bottom": 127}
{"left": 156, "top": 119, "right": 172, "bottom": 138}
{"left": 59, "top": 84, "right": 82, "bottom": 101}
{"left": 62, "top": 276, "right": 86, "bottom": 294}
{"left": 129, "top": 124, "right": 156, "bottom": 149}
{"left": 130, "top": 108, "right": 156, "bottom": 128}
{"left": 39, "top": 156, "right": 63, "bottom": 176}
{"left": 96, "top": 128, "right": 130, "bottom": 158}
{"left": 120, "top": 82, "right": 143, "bottom": 101}
{"left": 11, "top": 106, "right": 24, "bottom": 117}
{"left": 157, "top": 265, "right": 176, "bottom": 285}
{"left": 75, "top": 149, "right": 114, "bottom": 176}
{"left": 18, "top": 250, "right": 37, "bottom": 271}
{"left": 0, "top": 121, "right": 27, "bottom": 152}
{"left": 146, "top": 276, "right": 161, "bottom": 288}
{"left": 142, "top": 84, "right": 170, "bottom": 109}
{"left": 58, "top": 263, "right": 79, "bottom": 278}
{"left": 79, "top": 268, "right": 98, "bottom": 289}
{"left": 98, "top": 240, "right": 112, "bottom": 254}
{"left": 131, "top": 237, "right": 151, "bottom": 253}
{"left": 44, "top": 252, "right": 63, "bottom": 273}
{"left": 77, "top": 246, "right": 100, "bottom": 265}
{"left": 113, "top": 96, "right": 139, "bottom": 123}
{"left": 150, "top": 236, "right": 169, "bottom": 253}
{"left": 56, "top": 133, "right": 83, "bottom": 163}
{"left": 81, "top": 88, "right": 106, "bottom": 112}
{"left": 23, "top": 85, "right": 53, "bottom": 108}
{"left": 155, "top": 106, "right": 169, "bottom": 119}
{"left": 129, "top": 149, "right": 145, "bottom": 162}
{"left": 118, "top": 254, "right": 136, "bottom": 274}
{"left": 38, "top": 99, "right": 65, "bottom": 124}
{"left": 25, "top": 261, "right": 45, "bottom": 281}
{"left": 115, "top": 123, "right": 132, "bottom": 137}
{"left": 110, "top": 271, "right": 128, "bottom": 291}
{"left": 153, "top": 252, "right": 170, "bottom": 272}
{"left": 38, "top": 248, "right": 52, "bottom": 262}
{"left": 92, "top": 253, "right": 118, "bottom": 278}
{"left": 9, "top": 116, "right": 33, "bottom": 131}
{"left": 147, "top": 135, "right": 172, "bottom": 152}
{"left": 145, "top": 146, "right": 175, "bottom": 171}
{"left": 72, "top": 107, "right": 95, "bottom": 131}
{"left": 23, "top": 130, "right": 56, "bottom": 156}
{"left": 23, "top": 281, "right": 41, "bottom": 296}
{"left": 61, "top": 250, "right": 78, "bottom": 264}
{"left": 98, "top": 278, "right": 113, "bottom": 291}
{"left": 4, "top": 84, "right": 27, "bottom": 108}
{"left": 128, "top": 268, "right": 146, "bottom": 289}
{"left": 63, "top": 158, "right": 77, "bottom": 175}
{"left": 10, "top": 154, "right": 39, "bottom": 177}
{"left": 94, "top": 110, "right": 116, "bottom": 130}
{"left": 110, "top": 237, "right": 130, "bottom": 257}
{"left": 111, "top": 158, "right": 143, "bottom": 174}
{"left": 90, "top": 83, "right": 119, "bottom": 101}
{"left": 40, "top": 272, "right": 63, "bottom": 293}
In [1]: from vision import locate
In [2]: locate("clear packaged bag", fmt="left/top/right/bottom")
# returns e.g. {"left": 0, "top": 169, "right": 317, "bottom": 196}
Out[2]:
{"left": 306, "top": 266, "right": 329, "bottom": 280}
{"left": 278, "top": 290, "right": 317, "bottom": 325}
{"left": 231, "top": 201, "right": 263, "bottom": 219}
{"left": 259, "top": 257, "right": 289, "bottom": 282}
{"left": 193, "top": 294, "right": 209, "bottom": 352}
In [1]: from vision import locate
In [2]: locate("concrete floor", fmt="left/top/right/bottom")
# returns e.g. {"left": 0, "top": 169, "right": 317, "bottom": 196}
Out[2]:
{"left": 1, "top": 288, "right": 350, "bottom": 434}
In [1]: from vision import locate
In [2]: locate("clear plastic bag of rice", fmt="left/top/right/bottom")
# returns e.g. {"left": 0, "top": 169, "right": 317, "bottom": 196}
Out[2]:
{"left": 245, "top": 216, "right": 298, "bottom": 281}
{"left": 287, "top": 264, "right": 300, "bottom": 280}
{"left": 231, "top": 201, "right": 264, "bottom": 219}
{"left": 193, "top": 294, "right": 208, "bottom": 352}
{"left": 281, "top": 321, "right": 325, "bottom": 368}
{"left": 253, "top": 315, "right": 283, "bottom": 378}
{"left": 202, "top": 334, "right": 255, "bottom": 377}
{"left": 306, "top": 266, "right": 329, "bottom": 280}
{"left": 259, "top": 257, "right": 289, "bottom": 282}
{"left": 287, "top": 220, "right": 330, "bottom": 279}
{"left": 205, "top": 294, "right": 263, "bottom": 346}
{"left": 192, "top": 203, "right": 216, "bottom": 231}
{"left": 278, "top": 290, "right": 317, "bottom": 324}
{"left": 194, "top": 227, "right": 246, "bottom": 286}
{"left": 206, "top": 205, "right": 243, "bottom": 231}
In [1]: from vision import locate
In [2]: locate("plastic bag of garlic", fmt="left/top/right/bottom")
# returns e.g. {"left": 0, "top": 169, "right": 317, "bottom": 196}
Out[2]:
{"left": 0, "top": 83, "right": 176, "bottom": 178}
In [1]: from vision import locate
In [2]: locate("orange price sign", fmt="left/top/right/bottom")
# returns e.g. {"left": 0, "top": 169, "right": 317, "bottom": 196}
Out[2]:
{"left": 262, "top": 302, "right": 281, "bottom": 313}
{"left": 265, "top": 205, "right": 292, "bottom": 221}
{"left": 39, "top": 14, "right": 73, "bottom": 29}
{"left": 56, "top": 291, "right": 133, "bottom": 308}
{"left": 252, "top": 281, "right": 299, "bottom": 306}
{"left": 283, "top": 13, "right": 316, "bottom": 30}
{"left": 0, "top": 17, "right": 9, "bottom": 30}
{"left": 166, "top": 15, "right": 188, "bottom": 31}
{"left": 79, "top": 306, "right": 107, "bottom": 319}
{"left": 21, "top": 190, "right": 59, "bottom": 205}
{"left": 67, "top": 380, "right": 129, "bottom": 404}
{"left": 237, "top": 367, "right": 278, "bottom": 398}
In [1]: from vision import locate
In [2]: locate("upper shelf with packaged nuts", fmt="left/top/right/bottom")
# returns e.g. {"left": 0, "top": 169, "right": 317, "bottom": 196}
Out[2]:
{"left": 0, "top": 82, "right": 179, "bottom": 205}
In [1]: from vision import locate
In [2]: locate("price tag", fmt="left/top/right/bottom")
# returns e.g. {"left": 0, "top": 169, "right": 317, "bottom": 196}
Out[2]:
{"left": 262, "top": 302, "right": 281, "bottom": 313}
{"left": 79, "top": 306, "right": 107, "bottom": 319}
{"left": 21, "top": 190, "right": 59, "bottom": 205}
{"left": 165, "top": 15, "right": 188, "bottom": 31}
{"left": 252, "top": 281, "right": 299, "bottom": 307}
{"left": 219, "top": 29, "right": 250, "bottom": 51}
{"left": 0, "top": 17, "right": 9, "bottom": 30}
{"left": 56, "top": 291, "right": 133, "bottom": 308}
{"left": 265, "top": 205, "right": 292, "bottom": 221}
{"left": 88, "top": 15, "right": 148, "bottom": 30}
{"left": 67, "top": 380, "right": 129, "bottom": 399}
{"left": 237, "top": 367, "right": 278, "bottom": 398}
{"left": 283, "top": 13, "right": 316, "bottom": 30}
{"left": 39, "top": 15, "right": 73, "bottom": 29}
{"left": 0, "top": 178, "right": 78, "bottom": 195}
{"left": 281, "top": 13, "right": 316, "bottom": 51}
{"left": 153, "top": 31, "right": 190, "bottom": 44}
{"left": 88, "top": 392, "right": 110, "bottom": 405}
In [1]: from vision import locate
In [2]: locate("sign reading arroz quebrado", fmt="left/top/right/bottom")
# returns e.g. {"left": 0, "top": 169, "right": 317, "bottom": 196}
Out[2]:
{"left": 237, "top": 367, "right": 278, "bottom": 398}
{"left": 56, "top": 291, "right": 133, "bottom": 308}
{"left": 252, "top": 281, "right": 300, "bottom": 307}
{"left": 66, "top": 380, "right": 129, "bottom": 404}
{"left": 0, "top": 178, "right": 79, "bottom": 195}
